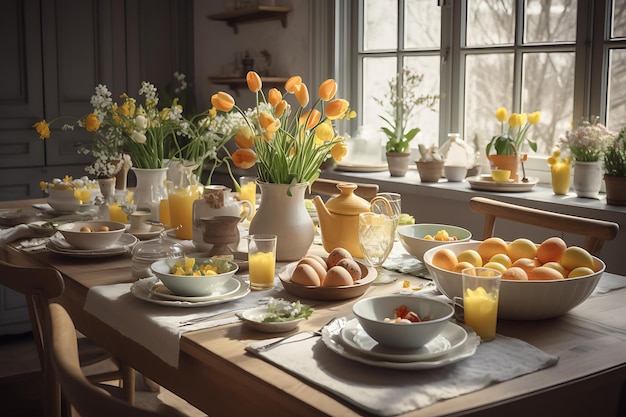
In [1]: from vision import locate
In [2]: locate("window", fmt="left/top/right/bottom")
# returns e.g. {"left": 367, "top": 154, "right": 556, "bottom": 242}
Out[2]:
{"left": 339, "top": 0, "right": 626, "bottom": 173}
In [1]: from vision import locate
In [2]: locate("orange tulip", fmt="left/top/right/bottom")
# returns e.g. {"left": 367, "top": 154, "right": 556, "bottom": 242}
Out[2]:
{"left": 234, "top": 126, "right": 254, "bottom": 148}
{"left": 84, "top": 113, "right": 100, "bottom": 132}
{"left": 246, "top": 71, "right": 262, "bottom": 93}
{"left": 275, "top": 100, "right": 288, "bottom": 118}
{"left": 325, "top": 99, "right": 349, "bottom": 120}
{"left": 285, "top": 76, "right": 302, "bottom": 93}
{"left": 300, "top": 109, "right": 321, "bottom": 129}
{"left": 318, "top": 79, "right": 337, "bottom": 101}
{"left": 268, "top": 88, "right": 282, "bottom": 106}
{"left": 262, "top": 131, "right": 275, "bottom": 141}
{"left": 294, "top": 83, "right": 309, "bottom": 107}
{"left": 232, "top": 148, "right": 257, "bottom": 169}
{"left": 211, "top": 92, "right": 235, "bottom": 112}
{"left": 259, "top": 112, "right": 280, "bottom": 133}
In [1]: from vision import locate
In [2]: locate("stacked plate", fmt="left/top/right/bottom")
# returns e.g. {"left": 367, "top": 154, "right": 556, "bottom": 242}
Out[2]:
{"left": 130, "top": 276, "right": 250, "bottom": 307}
{"left": 46, "top": 233, "right": 138, "bottom": 258}
{"left": 321, "top": 317, "right": 480, "bottom": 370}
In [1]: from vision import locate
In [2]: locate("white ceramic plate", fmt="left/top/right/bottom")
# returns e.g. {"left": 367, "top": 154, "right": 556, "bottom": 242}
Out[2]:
{"left": 149, "top": 277, "right": 241, "bottom": 302}
{"left": 130, "top": 276, "right": 250, "bottom": 308}
{"left": 467, "top": 176, "right": 539, "bottom": 192}
{"left": 321, "top": 317, "right": 480, "bottom": 370}
{"left": 239, "top": 306, "right": 306, "bottom": 333}
{"left": 335, "top": 162, "right": 389, "bottom": 172}
{"left": 126, "top": 224, "right": 165, "bottom": 240}
{"left": 340, "top": 319, "right": 467, "bottom": 362}
{"left": 46, "top": 233, "right": 138, "bottom": 258}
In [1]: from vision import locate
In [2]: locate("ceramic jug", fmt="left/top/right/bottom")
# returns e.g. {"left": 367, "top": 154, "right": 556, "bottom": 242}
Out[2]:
{"left": 312, "top": 183, "right": 391, "bottom": 258}
{"left": 192, "top": 185, "right": 252, "bottom": 251}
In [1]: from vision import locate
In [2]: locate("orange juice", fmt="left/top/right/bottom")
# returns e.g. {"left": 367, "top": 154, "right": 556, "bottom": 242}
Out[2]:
{"left": 239, "top": 180, "right": 256, "bottom": 220}
{"left": 463, "top": 286, "right": 499, "bottom": 341}
{"left": 168, "top": 186, "right": 202, "bottom": 240}
{"left": 159, "top": 199, "right": 171, "bottom": 227}
{"left": 108, "top": 203, "right": 128, "bottom": 223}
{"left": 248, "top": 251, "right": 275, "bottom": 290}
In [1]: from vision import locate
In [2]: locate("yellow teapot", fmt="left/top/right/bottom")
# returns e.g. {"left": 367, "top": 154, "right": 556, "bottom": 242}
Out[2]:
{"left": 312, "top": 183, "right": 391, "bottom": 258}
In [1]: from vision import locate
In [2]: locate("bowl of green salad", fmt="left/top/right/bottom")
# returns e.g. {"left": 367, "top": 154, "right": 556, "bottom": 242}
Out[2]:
{"left": 239, "top": 298, "right": 314, "bottom": 333}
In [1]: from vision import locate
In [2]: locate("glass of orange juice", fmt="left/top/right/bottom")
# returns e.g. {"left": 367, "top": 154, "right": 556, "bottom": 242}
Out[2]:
{"left": 247, "top": 234, "right": 277, "bottom": 290}
{"left": 239, "top": 176, "right": 257, "bottom": 221}
{"left": 167, "top": 185, "right": 203, "bottom": 240}
{"left": 461, "top": 267, "right": 501, "bottom": 342}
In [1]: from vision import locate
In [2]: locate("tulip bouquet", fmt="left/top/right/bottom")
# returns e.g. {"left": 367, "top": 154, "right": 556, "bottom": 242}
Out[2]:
{"left": 486, "top": 107, "right": 541, "bottom": 156}
{"left": 209, "top": 71, "right": 355, "bottom": 190}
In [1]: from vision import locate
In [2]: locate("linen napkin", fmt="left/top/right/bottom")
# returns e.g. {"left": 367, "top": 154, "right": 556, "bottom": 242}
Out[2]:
{"left": 0, "top": 224, "right": 41, "bottom": 247}
{"left": 246, "top": 320, "right": 559, "bottom": 417}
{"left": 84, "top": 276, "right": 284, "bottom": 367}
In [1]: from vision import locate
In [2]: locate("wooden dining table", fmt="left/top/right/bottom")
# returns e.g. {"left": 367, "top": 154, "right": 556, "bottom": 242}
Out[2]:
{"left": 1, "top": 199, "right": 626, "bottom": 417}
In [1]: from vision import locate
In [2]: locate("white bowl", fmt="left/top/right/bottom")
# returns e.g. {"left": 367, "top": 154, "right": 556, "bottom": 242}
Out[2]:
{"left": 352, "top": 295, "right": 454, "bottom": 349}
{"left": 56, "top": 221, "right": 125, "bottom": 250}
{"left": 47, "top": 187, "right": 97, "bottom": 212}
{"left": 150, "top": 258, "right": 239, "bottom": 297}
{"left": 423, "top": 241, "right": 605, "bottom": 320}
{"left": 444, "top": 165, "right": 468, "bottom": 182}
{"left": 397, "top": 224, "right": 472, "bottom": 261}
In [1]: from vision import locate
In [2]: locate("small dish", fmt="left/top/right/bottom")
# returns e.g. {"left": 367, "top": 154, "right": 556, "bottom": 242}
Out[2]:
{"left": 239, "top": 299, "right": 314, "bottom": 333}
{"left": 126, "top": 224, "right": 165, "bottom": 240}
{"left": 149, "top": 277, "right": 242, "bottom": 302}
{"left": 239, "top": 306, "right": 306, "bottom": 333}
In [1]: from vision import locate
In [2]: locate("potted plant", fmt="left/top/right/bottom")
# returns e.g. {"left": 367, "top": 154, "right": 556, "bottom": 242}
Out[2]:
{"left": 486, "top": 107, "right": 540, "bottom": 181}
{"left": 374, "top": 68, "right": 440, "bottom": 177}
{"left": 603, "top": 126, "right": 626, "bottom": 205}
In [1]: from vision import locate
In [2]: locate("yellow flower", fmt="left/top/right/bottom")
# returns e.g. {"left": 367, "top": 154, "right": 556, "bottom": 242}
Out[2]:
{"left": 84, "top": 113, "right": 100, "bottom": 132}
{"left": 528, "top": 111, "right": 541, "bottom": 125}
{"left": 495, "top": 107, "right": 508, "bottom": 122}
{"left": 285, "top": 76, "right": 302, "bottom": 93}
{"left": 318, "top": 79, "right": 337, "bottom": 101}
{"left": 259, "top": 112, "right": 280, "bottom": 133}
{"left": 331, "top": 142, "right": 348, "bottom": 162}
{"left": 294, "top": 83, "right": 309, "bottom": 107}
{"left": 211, "top": 92, "right": 235, "bottom": 112}
{"left": 508, "top": 113, "right": 522, "bottom": 128}
{"left": 33, "top": 120, "right": 51, "bottom": 139}
{"left": 314, "top": 121, "right": 334, "bottom": 142}
{"left": 234, "top": 126, "right": 254, "bottom": 149}
{"left": 246, "top": 71, "right": 262, "bottom": 93}
{"left": 268, "top": 88, "right": 282, "bottom": 107}
{"left": 325, "top": 99, "right": 349, "bottom": 120}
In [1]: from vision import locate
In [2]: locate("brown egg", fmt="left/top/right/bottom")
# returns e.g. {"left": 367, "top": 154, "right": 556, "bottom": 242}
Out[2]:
{"left": 80, "top": 226, "right": 92, "bottom": 232}
{"left": 327, "top": 247, "right": 352, "bottom": 268}
{"left": 304, "top": 254, "right": 328, "bottom": 271}
{"left": 336, "top": 258, "right": 362, "bottom": 281}
{"left": 291, "top": 264, "right": 321, "bottom": 286}
{"left": 322, "top": 266, "right": 353, "bottom": 287}
{"left": 297, "top": 258, "right": 327, "bottom": 284}
{"left": 98, "top": 225, "right": 110, "bottom": 232}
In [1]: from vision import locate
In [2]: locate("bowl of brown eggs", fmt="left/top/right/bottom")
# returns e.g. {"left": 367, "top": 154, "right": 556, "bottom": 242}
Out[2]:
{"left": 56, "top": 220, "right": 126, "bottom": 250}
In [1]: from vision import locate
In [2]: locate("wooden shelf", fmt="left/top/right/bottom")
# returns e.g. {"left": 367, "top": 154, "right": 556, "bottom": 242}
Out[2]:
{"left": 208, "top": 6, "right": 292, "bottom": 34}
{"left": 208, "top": 76, "right": 289, "bottom": 94}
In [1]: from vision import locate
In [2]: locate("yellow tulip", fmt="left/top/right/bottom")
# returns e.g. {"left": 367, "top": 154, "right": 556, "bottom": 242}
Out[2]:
{"left": 495, "top": 107, "right": 508, "bottom": 122}
{"left": 268, "top": 88, "right": 282, "bottom": 107}
{"left": 508, "top": 113, "right": 522, "bottom": 128}
{"left": 331, "top": 142, "right": 348, "bottom": 162}
{"left": 294, "top": 83, "right": 309, "bottom": 107}
{"left": 315, "top": 121, "right": 334, "bottom": 142}
{"left": 325, "top": 99, "right": 349, "bottom": 120}
{"left": 318, "top": 79, "right": 337, "bottom": 101}
{"left": 246, "top": 71, "right": 262, "bottom": 93}
{"left": 519, "top": 113, "right": 527, "bottom": 125}
{"left": 232, "top": 148, "right": 257, "bottom": 169}
{"left": 209, "top": 107, "right": 217, "bottom": 118}
{"left": 234, "top": 126, "right": 254, "bottom": 149}
{"left": 285, "top": 76, "right": 302, "bottom": 93}
{"left": 528, "top": 111, "right": 541, "bottom": 125}
{"left": 84, "top": 113, "right": 100, "bottom": 132}
{"left": 33, "top": 120, "right": 51, "bottom": 139}
{"left": 211, "top": 92, "right": 235, "bottom": 112}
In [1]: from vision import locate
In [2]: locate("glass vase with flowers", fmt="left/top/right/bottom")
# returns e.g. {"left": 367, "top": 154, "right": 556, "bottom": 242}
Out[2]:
{"left": 208, "top": 71, "right": 355, "bottom": 260}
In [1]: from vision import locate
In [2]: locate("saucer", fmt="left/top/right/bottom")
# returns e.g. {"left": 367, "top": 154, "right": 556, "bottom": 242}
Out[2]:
{"left": 340, "top": 319, "right": 468, "bottom": 362}
{"left": 149, "top": 277, "right": 241, "bottom": 302}
{"left": 127, "top": 224, "right": 165, "bottom": 240}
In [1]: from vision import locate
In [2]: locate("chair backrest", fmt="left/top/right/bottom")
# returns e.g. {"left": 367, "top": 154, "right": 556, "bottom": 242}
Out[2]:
{"left": 468, "top": 196, "right": 619, "bottom": 255}
{"left": 0, "top": 260, "right": 65, "bottom": 417}
{"left": 47, "top": 303, "right": 166, "bottom": 417}
{"left": 310, "top": 178, "right": 379, "bottom": 200}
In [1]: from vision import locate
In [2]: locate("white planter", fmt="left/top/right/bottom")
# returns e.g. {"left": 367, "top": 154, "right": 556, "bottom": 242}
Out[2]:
{"left": 573, "top": 160, "right": 603, "bottom": 199}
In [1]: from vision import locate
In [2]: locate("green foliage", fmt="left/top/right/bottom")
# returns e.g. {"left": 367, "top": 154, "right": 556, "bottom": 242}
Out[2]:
{"left": 604, "top": 127, "right": 626, "bottom": 176}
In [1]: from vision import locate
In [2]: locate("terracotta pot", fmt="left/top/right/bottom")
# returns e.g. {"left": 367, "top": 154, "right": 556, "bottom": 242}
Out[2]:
{"left": 386, "top": 152, "right": 411, "bottom": 177}
{"left": 416, "top": 160, "right": 444, "bottom": 182}
{"left": 488, "top": 154, "right": 519, "bottom": 181}
{"left": 604, "top": 175, "right": 626, "bottom": 206}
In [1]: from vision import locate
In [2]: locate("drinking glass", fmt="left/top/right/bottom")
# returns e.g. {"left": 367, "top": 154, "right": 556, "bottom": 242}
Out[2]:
{"left": 239, "top": 176, "right": 257, "bottom": 221}
{"left": 168, "top": 185, "right": 203, "bottom": 240}
{"left": 247, "top": 234, "right": 277, "bottom": 290}
{"left": 372, "top": 192, "right": 401, "bottom": 239}
{"left": 461, "top": 267, "right": 501, "bottom": 342}
{"left": 358, "top": 212, "right": 396, "bottom": 284}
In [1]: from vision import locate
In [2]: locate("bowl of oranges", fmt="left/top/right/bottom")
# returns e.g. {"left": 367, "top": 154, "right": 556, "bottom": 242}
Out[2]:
{"left": 423, "top": 237, "right": 605, "bottom": 320}
{"left": 397, "top": 224, "right": 472, "bottom": 261}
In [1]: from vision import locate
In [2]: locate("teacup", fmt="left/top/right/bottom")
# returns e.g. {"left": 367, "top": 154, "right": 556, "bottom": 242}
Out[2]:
{"left": 491, "top": 169, "right": 511, "bottom": 182}
{"left": 129, "top": 210, "right": 152, "bottom": 233}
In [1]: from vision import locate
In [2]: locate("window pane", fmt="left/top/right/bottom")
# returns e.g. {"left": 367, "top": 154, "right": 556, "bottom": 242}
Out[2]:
{"left": 404, "top": 0, "right": 440, "bottom": 49}
{"left": 362, "top": 57, "right": 397, "bottom": 143}
{"left": 522, "top": 52, "right": 575, "bottom": 153}
{"left": 607, "top": 49, "right": 626, "bottom": 131}
{"left": 466, "top": 0, "right": 515, "bottom": 47}
{"left": 524, "top": 0, "right": 577, "bottom": 43}
{"left": 363, "top": 0, "right": 397, "bottom": 51}
{"left": 464, "top": 53, "right": 514, "bottom": 157}
{"left": 612, "top": 0, "right": 626, "bottom": 38}
{"left": 404, "top": 56, "right": 441, "bottom": 149}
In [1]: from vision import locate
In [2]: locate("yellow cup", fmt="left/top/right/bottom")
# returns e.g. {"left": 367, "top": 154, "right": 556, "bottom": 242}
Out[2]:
{"left": 461, "top": 267, "right": 501, "bottom": 342}
{"left": 491, "top": 169, "right": 511, "bottom": 182}
{"left": 247, "top": 234, "right": 277, "bottom": 290}
{"left": 168, "top": 185, "right": 203, "bottom": 240}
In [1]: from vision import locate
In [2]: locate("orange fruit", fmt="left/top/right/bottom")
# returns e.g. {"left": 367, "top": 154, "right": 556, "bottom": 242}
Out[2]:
{"left": 542, "top": 261, "right": 567, "bottom": 278}
{"left": 511, "top": 257, "right": 539, "bottom": 274}
{"left": 482, "top": 261, "right": 507, "bottom": 274}
{"left": 528, "top": 266, "right": 564, "bottom": 280}
{"left": 431, "top": 248, "right": 458, "bottom": 271}
{"left": 508, "top": 238, "right": 537, "bottom": 262}
{"left": 502, "top": 266, "right": 529, "bottom": 281}
{"left": 536, "top": 237, "right": 567, "bottom": 264}
{"left": 560, "top": 246, "right": 594, "bottom": 271}
{"left": 567, "top": 266, "right": 595, "bottom": 278}
{"left": 477, "top": 237, "right": 508, "bottom": 263}
{"left": 457, "top": 249, "right": 483, "bottom": 267}
{"left": 453, "top": 261, "right": 475, "bottom": 273}
{"left": 489, "top": 253, "right": 512, "bottom": 268}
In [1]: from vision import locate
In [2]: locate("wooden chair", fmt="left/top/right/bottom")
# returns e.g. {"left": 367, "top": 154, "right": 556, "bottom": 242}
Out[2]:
{"left": 47, "top": 303, "right": 167, "bottom": 417}
{"left": 310, "top": 178, "right": 379, "bottom": 200}
{"left": 468, "top": 196, "right": 619, "bottom": 255}
{"left": 0, "top": 260, "right": 135, "bottom": 417}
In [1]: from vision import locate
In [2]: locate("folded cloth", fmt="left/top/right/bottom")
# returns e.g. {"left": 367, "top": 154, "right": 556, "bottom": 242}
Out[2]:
{"left": 0, "top": 224, "right": 40, "bottom": 247}
{"left": 85, "top": 276, "right": 284, "bottom": 367}
{"left": 247, "top": 325, "right": 559, "bottom": 416}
